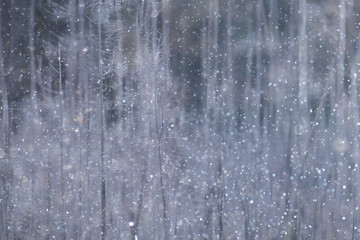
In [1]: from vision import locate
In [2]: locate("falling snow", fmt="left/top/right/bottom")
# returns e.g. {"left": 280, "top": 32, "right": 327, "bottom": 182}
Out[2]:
{"left": 0, "top": 0, "right": 360, "bottom": 239}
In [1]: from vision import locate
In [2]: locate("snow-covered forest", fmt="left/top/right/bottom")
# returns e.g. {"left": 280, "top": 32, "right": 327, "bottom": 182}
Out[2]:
{"left": 1, "top": 0, "right": 360, "bottom": 239}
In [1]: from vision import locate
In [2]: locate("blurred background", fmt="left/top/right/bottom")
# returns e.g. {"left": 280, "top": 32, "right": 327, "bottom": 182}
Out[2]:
{"left": 1, "top": 0, "right": 360, "bottom": 239}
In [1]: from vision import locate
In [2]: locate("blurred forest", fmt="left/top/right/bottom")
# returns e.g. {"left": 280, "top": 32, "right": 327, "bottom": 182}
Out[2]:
{"left": 1, "top": 0, "right": 360, "bottom": 239}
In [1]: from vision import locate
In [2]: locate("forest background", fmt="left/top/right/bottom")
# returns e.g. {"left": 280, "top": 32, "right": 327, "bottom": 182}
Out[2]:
{"left": 1, "top": 0, "right": 360, "bottom": 239}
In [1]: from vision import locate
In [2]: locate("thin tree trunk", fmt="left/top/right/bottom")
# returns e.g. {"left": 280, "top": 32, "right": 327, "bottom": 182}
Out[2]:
{"left": 98, "top": 2, "right": 107, "bottom": 239}
{"left": 58, "top": 43, "right": 66, "bottom": 240}
{"left": 28, "top": 1, "right": 37, "bottom": 237}
{"left": 298, "top": 0, "right": 308, "bottom": 113}
{"left": 29, "top": 0, "right": 37, "bottom": 109}
{"left": 0, "top": 6, "right": 10, "bottom": 239}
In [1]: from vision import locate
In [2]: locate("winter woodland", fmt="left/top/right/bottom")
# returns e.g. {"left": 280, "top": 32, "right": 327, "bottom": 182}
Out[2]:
{"left": 1, "top": 0, "right": 360, "bottom": 239}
